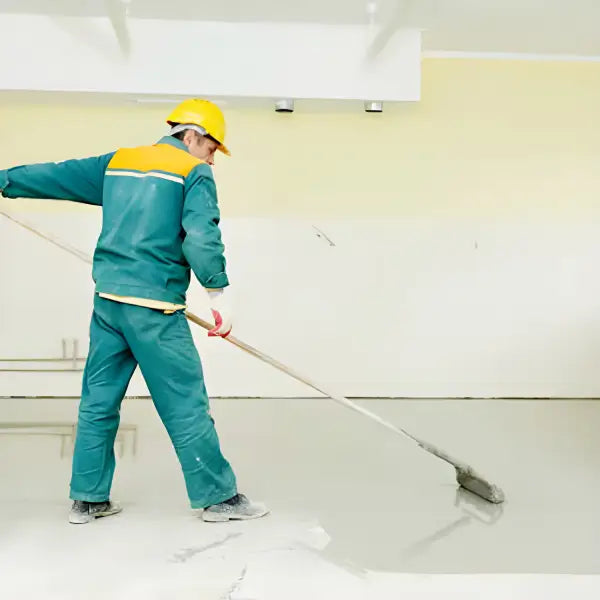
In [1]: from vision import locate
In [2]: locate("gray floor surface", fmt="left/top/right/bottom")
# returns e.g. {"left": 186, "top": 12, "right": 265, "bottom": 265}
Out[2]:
{"left": 0, "top": 397, "right": 598, "bottom": 598}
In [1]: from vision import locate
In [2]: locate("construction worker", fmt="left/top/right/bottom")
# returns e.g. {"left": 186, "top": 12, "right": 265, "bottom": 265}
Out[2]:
{"left": 0, "top": 99, "right": 268, "bottom": 524}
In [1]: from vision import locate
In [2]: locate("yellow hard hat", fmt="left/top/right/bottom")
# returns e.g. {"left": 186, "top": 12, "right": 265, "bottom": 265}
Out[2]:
{"left": 166, "top": 98, "right": 230, "bottom": 156}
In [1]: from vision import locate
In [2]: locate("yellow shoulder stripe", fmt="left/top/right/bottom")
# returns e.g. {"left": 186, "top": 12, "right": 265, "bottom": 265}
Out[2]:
{"left": 108, "top": 143, "right": 203, "bottom": 178}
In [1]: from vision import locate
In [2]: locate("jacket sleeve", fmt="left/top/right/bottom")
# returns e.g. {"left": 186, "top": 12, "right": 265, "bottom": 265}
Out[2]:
{"left": 181, "top": 163, "right": 230, "bottom": 289}
{"left": 0, "top": 152, "right": 115, "bottom": 205}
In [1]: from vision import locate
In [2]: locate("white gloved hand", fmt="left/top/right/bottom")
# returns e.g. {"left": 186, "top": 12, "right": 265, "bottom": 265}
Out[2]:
{"left": 206, "top": 288, "right": 232, "bottom": 337}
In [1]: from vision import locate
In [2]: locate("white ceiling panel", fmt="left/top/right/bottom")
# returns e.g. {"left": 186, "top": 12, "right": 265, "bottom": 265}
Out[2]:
{"left": 1, "top": 0, "right": 600, "bottom": 56}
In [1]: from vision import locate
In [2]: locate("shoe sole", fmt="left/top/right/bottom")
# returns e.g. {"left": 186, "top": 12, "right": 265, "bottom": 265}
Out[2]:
{"left": 202, "top": 508, "right": 270, "bottom": 523}
{"left": 69, "top": 507, "right": 123, "bottom": 525}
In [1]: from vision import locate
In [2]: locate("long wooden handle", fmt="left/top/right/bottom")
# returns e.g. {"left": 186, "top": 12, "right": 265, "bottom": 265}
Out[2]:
{"left": 184, "top": 309, "right": 428, "bottom": 449}
{"left": 184, "top": 311, "right": 473, "bottom": 471}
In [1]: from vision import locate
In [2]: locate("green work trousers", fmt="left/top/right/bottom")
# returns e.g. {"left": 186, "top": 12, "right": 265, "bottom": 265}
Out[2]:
{"left": 69, "top": 295, "right": 237, "bottom": 508}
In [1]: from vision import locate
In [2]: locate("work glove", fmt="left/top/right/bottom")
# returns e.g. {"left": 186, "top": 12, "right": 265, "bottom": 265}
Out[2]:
{"left": 206, "top": 288, "right": 232, "bottom": 337}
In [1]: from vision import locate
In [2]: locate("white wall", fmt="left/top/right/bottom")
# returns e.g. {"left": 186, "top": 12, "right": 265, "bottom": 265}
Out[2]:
{"left": 2, "top": 58, "right": 600, "bottom": 398}
{"left": 3, "top": 209, "right": 600, "bottom": 398}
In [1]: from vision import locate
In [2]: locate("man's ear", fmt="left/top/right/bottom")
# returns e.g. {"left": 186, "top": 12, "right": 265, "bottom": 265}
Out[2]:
{"left": 181, "top": 130, "right": 192, "bottom": 148}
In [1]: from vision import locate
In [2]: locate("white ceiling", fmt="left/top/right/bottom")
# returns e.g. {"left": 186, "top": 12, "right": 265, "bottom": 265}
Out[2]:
{"left": 1, "top": 0, "right": 600, "bottom": 56}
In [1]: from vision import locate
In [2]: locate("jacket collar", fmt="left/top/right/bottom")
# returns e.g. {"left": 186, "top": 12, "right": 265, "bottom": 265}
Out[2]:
{"left": 155, "top": 135, "right": 189, "bottom": 153}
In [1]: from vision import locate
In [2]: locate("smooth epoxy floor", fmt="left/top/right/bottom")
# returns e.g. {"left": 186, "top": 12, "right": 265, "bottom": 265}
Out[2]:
{"left": 1, "top": 397, "right": 599, "bottom": 598}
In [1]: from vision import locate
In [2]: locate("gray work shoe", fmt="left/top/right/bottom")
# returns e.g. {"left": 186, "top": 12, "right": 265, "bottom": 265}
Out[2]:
{"left": 202, "top": 493, "right": 269, "bottom": 522}
{"left": 69, "top": 500, "right": 122, "bottom": 524}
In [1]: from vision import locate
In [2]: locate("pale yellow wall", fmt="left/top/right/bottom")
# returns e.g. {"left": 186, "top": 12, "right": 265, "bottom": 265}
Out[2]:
{"left": 1, "top": 58, "right": 600, "bottom": 218}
